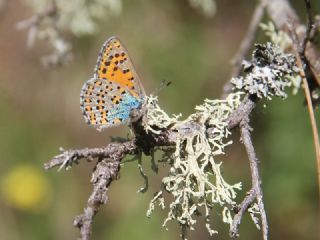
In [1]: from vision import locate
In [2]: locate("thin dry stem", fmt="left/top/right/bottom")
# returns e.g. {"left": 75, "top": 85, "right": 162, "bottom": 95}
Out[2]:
{"left": 288, "top": 7, "right": 320, "bottom": 201}
{"left": 239, "top": 118, "right": 268, "bottom": 240}
{"left": 230, "top": 189, "right": 256, "bottom": 237}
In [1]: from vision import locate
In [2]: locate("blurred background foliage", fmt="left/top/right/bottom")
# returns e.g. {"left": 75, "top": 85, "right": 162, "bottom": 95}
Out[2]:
{"left": 0, "top": 0, "right": 319, "bottom": 239}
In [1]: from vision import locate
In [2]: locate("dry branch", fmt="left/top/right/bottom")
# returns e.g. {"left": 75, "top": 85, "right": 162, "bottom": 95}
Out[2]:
{"left": 45, "top": 91, "right": 266, "bottom": 240}
{"left": 43, "top": 1, "right": 320, "bottom": 240}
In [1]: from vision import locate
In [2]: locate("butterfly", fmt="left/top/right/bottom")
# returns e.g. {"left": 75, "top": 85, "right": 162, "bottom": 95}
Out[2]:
{"left": 80, "top": 36, "right": 145, "bottom": 131}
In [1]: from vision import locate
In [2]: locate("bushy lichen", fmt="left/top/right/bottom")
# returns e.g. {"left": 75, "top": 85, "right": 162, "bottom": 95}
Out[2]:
{"left": 143, "top": 93, "right": 243, "bottom": 238}
{"left": 260, "top": 22, "right": 293, "bottom": 51}
{"left": 139, "top": 42, "right": 300, "bottom": 239}
{"left": 231, "top": 42, "right": 299, "bottom": 99}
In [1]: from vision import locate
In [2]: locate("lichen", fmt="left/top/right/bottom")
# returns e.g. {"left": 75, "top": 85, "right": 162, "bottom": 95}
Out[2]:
{"left": 143, "top": 93, "right": 243, "bottom": 238}
{"left": 231, "top": 42, "right": 299, "bottom": 99}
{"left": 260, "top": 21, "right": 293, "bottom": 51}
{"left": 140, "top": 43, "right": 300, "bottom": 238}
{"left": 143, "top": 95, "right": 182, "bottom": 135}
{"left": 260, "top": 22, "right": 302, "bottom": 94}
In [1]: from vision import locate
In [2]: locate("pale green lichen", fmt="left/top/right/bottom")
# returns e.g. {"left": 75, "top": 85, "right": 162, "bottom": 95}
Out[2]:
{"left": 141, "top": 42, "right": 300, "bottom": 238}
{"left": 143, "top": 95, "right": 182, "bottom": 134}
{"left": 231, "top": 42, "right": 299, "bottom": 100}
{"left": 143, "top": 93, "right": 243, "bottom": 238}
{"left": 260, "top": 21, "right": 293, "bottom": 51}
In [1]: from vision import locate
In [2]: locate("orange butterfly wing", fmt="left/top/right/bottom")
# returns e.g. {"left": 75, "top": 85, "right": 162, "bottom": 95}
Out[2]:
{"left": 94, "top": 36, "right": 145, "bottom": 98}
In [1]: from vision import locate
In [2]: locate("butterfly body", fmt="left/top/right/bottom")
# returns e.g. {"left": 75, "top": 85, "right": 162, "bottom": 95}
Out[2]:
{"left": 80, "top": 36, "right": 145, "bottom": 131}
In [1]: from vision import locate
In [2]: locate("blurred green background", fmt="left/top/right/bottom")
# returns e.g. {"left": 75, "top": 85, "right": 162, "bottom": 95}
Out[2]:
{"left": 0, "top": 0, "right": 319, "bottom": 239}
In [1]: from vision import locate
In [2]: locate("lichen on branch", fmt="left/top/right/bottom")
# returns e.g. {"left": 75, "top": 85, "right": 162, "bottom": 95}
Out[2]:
{"left": 231, "top": 42, "right": 299, "bottom": 99}
{"left": 141, "top": 42, "right": 300, "bottom": 239}
{"left": 143, "top": 93, "right": 243, "bottom": 237}
{"left": 45, "top": 41, "right": 301, "bottom": 240}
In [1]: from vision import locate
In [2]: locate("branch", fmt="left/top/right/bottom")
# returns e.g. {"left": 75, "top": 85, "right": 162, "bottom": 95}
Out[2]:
{"left": 266, "top": 0, "right": 320, "bottom": 87}
{"left": 287, "top": 6, "right": 320, "bottom": 200}
{"left": 300, "top": 0, "right": 313, "bottom": 55}
{"left": 45, "top": 94, "right": 255, "bottom": 240}
{"left": 230, "top": 189, "right": 256, "bottom": 238}
{"left": 225, "top": 92, "right": 268, "bottom": 239}
{"left": 227, "top": 95, "right": 256, "bottom": 129}
{"left": 44, "top": 141, "right": 136, "bottom": 170}
{"left": 73, "top": 157, "right": 121, "bottom": 240}
{"left": 45, "top": 141, "right": 137, "bottom": 240}
{"left": 239, "top": 117, "right": 268, "bottom": 240}
{"left": 41, "top": 1, "right": 316, "bottom": 240}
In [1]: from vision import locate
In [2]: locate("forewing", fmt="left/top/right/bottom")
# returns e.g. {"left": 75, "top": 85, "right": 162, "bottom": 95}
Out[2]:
{"left": 94, "top": 36, "right": 145, "bottom": 99}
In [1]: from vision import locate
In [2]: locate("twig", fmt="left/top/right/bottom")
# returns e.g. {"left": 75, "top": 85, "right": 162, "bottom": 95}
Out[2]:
{"left": 301, "top": 68, "right": 320, "bottom": 199}
{"left": 230, "top": 188, "right": 256, "bottom": 238}
{"left": 300, "top": 0, "right": 313, "bottom": 55}
{"left": 266, "top": 0, "right": 320, "bottom": 87}
{"left": 44, "top": 141, "right": 136, "bottom": 170}
{"left": 239, "top": 117, "right": 268, "bottom": 240}
{"left": 222, "top": 1, "right": 266, "bottom": 97}
{"left": 301, "top": 0, "right": 320, "bottom": 201}
{"left": 45, "top": 141, "right": 137, "bottom": 240}
{"left": 289, "top": 17, "right": 320, "bottom": 203}
{"left": 45, "top": 84, "right": 272, "bottom": 239}
{"left": 227, "top": 95, "right": 256, "bottom": 129}
{"left": 44, "top": 2, "right": 320, "bottom": 238}
{"left": 226, "top": 92, "right": 268, "bottom": 239}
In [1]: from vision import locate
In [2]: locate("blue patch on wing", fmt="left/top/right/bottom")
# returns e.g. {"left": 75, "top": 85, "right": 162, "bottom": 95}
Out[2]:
{"left": 107, "top": 93, "right": 143, "bottom": 123}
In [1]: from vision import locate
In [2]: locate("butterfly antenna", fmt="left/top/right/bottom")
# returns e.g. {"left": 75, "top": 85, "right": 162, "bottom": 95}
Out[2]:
{"left": 151, "top": 79, "right": 172, "bottom": 95}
